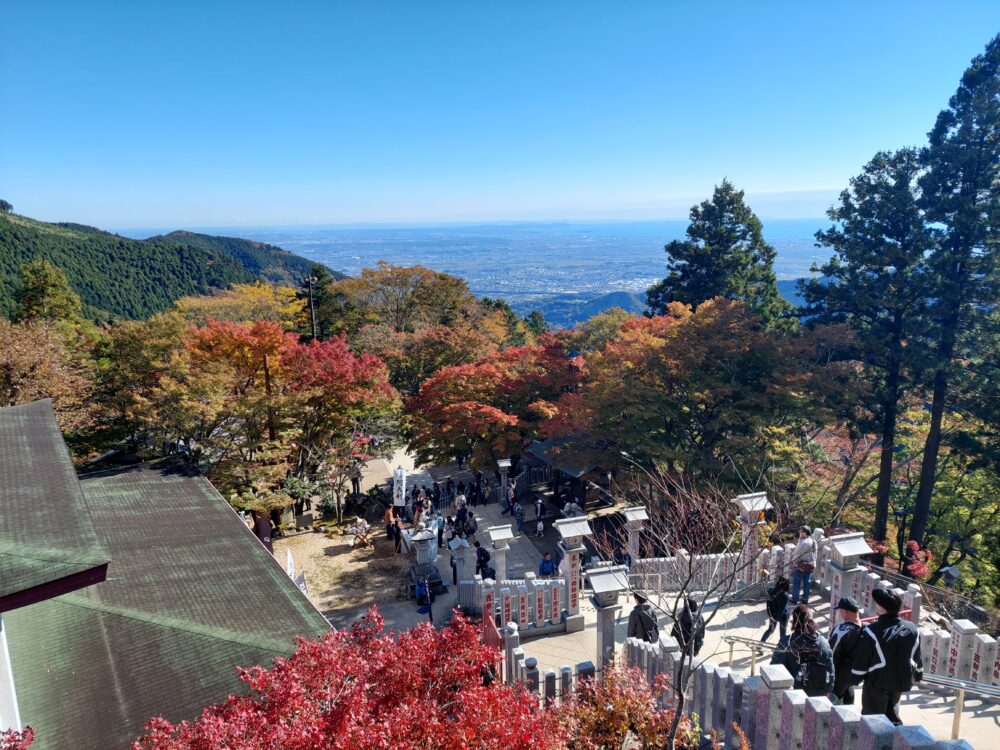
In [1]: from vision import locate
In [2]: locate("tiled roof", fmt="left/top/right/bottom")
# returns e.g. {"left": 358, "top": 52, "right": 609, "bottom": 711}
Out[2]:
{"left": 6, "top": 459, "right": 330, "bottom": 750}
{"left": 0, "top": 400, "right": 110, "bottom": 611}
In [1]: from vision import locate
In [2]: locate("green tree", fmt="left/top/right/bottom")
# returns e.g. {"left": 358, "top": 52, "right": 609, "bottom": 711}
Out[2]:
{"left": 15, "top": 259, "right": 82, "bottom": 323}
{"left": 0, "top": 200, "right": 12, "bottom": 214}
{"left": 802, "top": 149, "right": 935, "bottom": 562}
{"left": 647, "top": 180, "right": 792, "bottom": 329}
{"left": 298, "top": 263, "right": 338, "bottom": 339}
{"left": 909, "top": 34, "right": 1000, "bottom": 547}
{"left": 526, "top": 310, "right": 548, "bottom": 337}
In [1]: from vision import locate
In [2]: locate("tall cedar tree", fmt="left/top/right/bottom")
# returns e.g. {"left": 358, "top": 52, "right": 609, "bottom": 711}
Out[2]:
{"left": 647, "top": 180, "right": 792, "bottom": 330}
{"left": 802, "top": 149, "right": 934, "bottom": 562}
{"left": 909, "top": 35, "right": 1000, "bottom": 547}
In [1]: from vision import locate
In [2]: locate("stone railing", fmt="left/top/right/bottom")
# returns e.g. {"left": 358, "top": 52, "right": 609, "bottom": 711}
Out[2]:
{"left": 622, "top": 638, "right": 975, "bottom": 750}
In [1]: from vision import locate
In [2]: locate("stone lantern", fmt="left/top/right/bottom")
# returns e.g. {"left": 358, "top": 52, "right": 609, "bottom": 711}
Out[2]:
{"left": 498, "top": 458, "right": 512, "bottom": 505}
{"left": 488, "top": 524, "right": 514, "bottom": 581}
{"left": 587, "top": 565, "right": 630, "bottom": 666}
{"left": 828, "top": 533, "right": 873, "bottom": 624}
{"left": 621, "top": 506, "right": 649, "bottom": 560}
{"left": 554, "top": 516, "right": 593, "bottom": 633}
{"left": 734, "top": 492, "right": 772, "bottom": 583}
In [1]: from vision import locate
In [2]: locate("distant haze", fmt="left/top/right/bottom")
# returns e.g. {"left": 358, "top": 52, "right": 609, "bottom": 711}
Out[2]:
{"left": 116, "top": 219, "right": 826, "bottom": 326}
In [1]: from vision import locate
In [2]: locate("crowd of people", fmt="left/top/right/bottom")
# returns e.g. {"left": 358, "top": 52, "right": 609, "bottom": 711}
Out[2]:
{"left": 623, "top": 526, "right": 921, "bottom": 727}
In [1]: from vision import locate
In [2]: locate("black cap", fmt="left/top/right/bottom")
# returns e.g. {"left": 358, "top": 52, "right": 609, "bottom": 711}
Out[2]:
{"left": 871, "top": 587, "right": 901, "bottom": 614}
{"left": 634, "top": 592, "right": 648, "bottom": 604}
{"left": 835, "top": 596, "right": 859, "bottom": 612}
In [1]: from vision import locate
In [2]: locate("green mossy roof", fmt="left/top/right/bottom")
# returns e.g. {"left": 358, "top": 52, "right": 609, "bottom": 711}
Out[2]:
{"left": 0, "top": 400, "right": 110, "bottom": 605}
{"left": 6, "top": 459, "right": 330, "bottom": 750}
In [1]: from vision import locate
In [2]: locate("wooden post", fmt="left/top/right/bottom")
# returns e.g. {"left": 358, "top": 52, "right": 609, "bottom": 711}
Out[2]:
{"left": 952, "top": 688, "right": 964, "bottom": 740}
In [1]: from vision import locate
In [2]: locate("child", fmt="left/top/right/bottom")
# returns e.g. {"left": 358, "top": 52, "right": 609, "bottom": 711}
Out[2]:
{"left": 535, "top": 516, "right": 544, "bottom": 537}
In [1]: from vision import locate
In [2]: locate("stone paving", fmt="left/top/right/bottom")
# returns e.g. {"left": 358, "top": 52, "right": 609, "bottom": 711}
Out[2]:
{"left": 326, "top": 466, "right": 560, "bottom": 630}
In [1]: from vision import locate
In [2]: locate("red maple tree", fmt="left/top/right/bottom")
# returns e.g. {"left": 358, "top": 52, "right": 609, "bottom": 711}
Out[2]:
{"left": 133, "top": 609, "right": 565, "bottom": 750}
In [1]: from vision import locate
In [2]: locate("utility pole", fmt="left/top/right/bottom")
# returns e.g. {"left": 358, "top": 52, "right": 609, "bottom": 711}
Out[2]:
{"left": 306, "top": 275, "right": 319, "bottom": 340}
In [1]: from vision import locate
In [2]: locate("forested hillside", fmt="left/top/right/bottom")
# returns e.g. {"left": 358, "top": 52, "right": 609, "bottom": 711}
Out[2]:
{"left": 0, "top": 213, "right": 332, "bottom": 320}
{"left": 145, "top": 230, "right": 343, "bottom": 286}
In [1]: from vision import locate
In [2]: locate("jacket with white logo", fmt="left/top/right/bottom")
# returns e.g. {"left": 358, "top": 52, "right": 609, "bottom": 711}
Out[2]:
{"left": 850, "top": 614, "right": 921, "bottom": 692}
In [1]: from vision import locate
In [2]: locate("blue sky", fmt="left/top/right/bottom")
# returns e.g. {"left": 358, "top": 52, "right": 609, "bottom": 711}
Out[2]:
{"left": 2, "top": 2, "right": 998, "bottom": 228}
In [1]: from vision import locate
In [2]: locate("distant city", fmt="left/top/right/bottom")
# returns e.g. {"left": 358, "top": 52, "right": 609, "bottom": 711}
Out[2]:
{"left": 121, "top": 219, "right": 824, "bottom": 326}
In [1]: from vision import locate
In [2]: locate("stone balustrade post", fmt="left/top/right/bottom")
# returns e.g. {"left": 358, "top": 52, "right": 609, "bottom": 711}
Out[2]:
{"left": 543, "top": 669, "right": 557, "bottom": 706}
{"left": 577, "top": 660, "right": 596, "bottom": 686}
{"left": 755, "top": 664, "right": 794, "bottom": 750}
{"left": 801, "top": 696, "right": 832, "bottom": 748}
{"left": 696, "top": 663, "right": 714, "bottom": 727}
{"left": 891, "top": 726, "right": 936, "bottom": 749}
{"left": 739, "top": 675, "right": 763, "bottom": 745}
{"left": 503, "top": 622, "right": 520, "bottom": 684}
{"left": 947, "top": 619, "right": 978, "bottom": 680}
{"left": 712, "top": 665, "right": 730, "bottom": 735}
{"left": 827, "top": 705, "right": 861, "bottom": 750}
{"left": 931, "top": 630, "right": 951, "bottom": 675}
{"left": 918, "top": 627, "right": 936, "bottom": 674}
{"left": 516, "top": 583, "right": 529, "bottom": 626}
{"left": 482, "top": 580, "right": 496, "bottom": 626}
{"left": 724, "top": 671, "right": 745, "bottom": 750}
{"left": 903, "top": 583, "right": 922, "bottom": 625}
{"left": 857, "top": 713, "right": 896, "bottom": 750}
{"left": 970, "top": 633, "right": 997, "bottom": 684}
{"left": 560, "top": 665, "right": 572, "bottom": 699}
{"left": 511, "top": 647, "right": 525, "bottom": 685}
{"left": 525, "top": 656, "right": 540, "bottom": 696}
{"left": 778, "top": 689, "right": 807, "bottom": 750}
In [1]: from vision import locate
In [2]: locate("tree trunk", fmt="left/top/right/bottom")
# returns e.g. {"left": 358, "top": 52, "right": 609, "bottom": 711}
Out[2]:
{"left": 262, "top": 353, "right": 276, "bottom": 441}
{"left": 871, "top": 328, "right": 903, "bottom": 566}
{"left": 909, "top": 364, "right": 949, "bottom": 547}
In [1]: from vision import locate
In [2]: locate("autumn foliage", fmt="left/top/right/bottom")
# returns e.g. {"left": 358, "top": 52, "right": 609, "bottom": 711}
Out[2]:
{"left": 133, "top": 609, "right": 563, "bottom": 750}
{"left": 407, "top": 335, "right": 584, "bottom": 470}
{"left": 127, "top": 608, "right": 739, "bottom": 750}
{"left": 0, "top": 728, "right": 34, "bottom": 750}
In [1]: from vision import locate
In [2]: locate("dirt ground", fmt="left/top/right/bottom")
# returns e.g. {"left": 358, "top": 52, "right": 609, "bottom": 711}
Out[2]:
{"left": 273, "top": 526, "right": 409, "bottom": 613}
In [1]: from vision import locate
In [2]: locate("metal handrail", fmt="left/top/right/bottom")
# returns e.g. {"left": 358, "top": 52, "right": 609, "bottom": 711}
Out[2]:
{"left": 917, "top": 672, "right": 1000, "bottom": 739}
{"left": 720, "top": 634, "right": 780, "bottom": 675}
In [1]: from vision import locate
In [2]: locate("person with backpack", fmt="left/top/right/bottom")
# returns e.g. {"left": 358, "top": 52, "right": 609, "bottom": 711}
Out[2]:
{"left": 474, "top": 541, "right": 491, "bottom": 576}
{"left": 464, "top": 513, "right": 478, "bottom": 540}
{"left": 671, "top": 597, "right": 706, "bottom": 657}
{"left": 513, "top": 502, "right": 525, "bottom": 534}
{"left": 850, "top": 588, "right": 922, "bottom": 725}
{"left": 772, "top": 603, "right": 834, "bottom": 698}
{"left": 627, "top": 593, "right": 660, "bottom": 644}
{"left": 829, "top": 596, "right": 863, "bottom": 705}
{"left": 538, "top": 551, "right": 557, "bottom": 578}
{"left": 760, "top": 575, "right": 790, "bottom": 645}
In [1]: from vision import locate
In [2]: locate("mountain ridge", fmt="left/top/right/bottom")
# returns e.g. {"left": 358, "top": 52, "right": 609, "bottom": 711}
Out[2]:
{"left": 0, "top": 212, "right": 338, "bottom": 321}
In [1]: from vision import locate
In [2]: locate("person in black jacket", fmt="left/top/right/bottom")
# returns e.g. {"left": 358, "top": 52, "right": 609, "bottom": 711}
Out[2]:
{"left": 671, "top": 597, "right": 705, "bottom": 657}
{"left": 627, "top": 593, "right": 660, "bottom": 643}
{"left": 829, "top": 596, "right": 863, "bottom": 704}
{"left": 850, "top": 588, "right": 922, "bottom": 725}
{"left": 771, "top": 603, "right": 835, "bottom": 697}
{"left": 761, "top": 576, "right": 790, "bottom": 645}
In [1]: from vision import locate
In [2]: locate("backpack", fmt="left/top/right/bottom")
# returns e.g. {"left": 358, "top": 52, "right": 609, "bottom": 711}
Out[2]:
{"left": 638, "top": 607, "right": 659, "bottom": 644}
{"left": 794, "top": 638, "right": 832, "bottom": 696}
{"left": 477, "top": 547, "right": 491, "bottom": 565}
